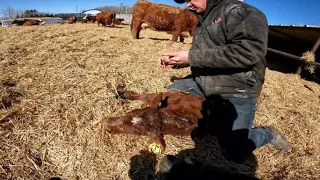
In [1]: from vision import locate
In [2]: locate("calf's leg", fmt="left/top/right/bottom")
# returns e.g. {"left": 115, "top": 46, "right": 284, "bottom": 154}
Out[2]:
{"left": 117, "top": 89, "right": 163, "bottom": 108}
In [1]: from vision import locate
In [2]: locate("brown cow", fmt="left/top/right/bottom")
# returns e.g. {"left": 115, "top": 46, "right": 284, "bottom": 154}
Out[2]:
{"left": 105, "top": 87, "right": 207, "bottom": 153}
{"left": 60, "top": 16, "right": 77, "bottom": 24}
{"left": 11, "top": 19, "right": 27, "bottom": 26}
{"left": 23, "top": 20, "right": 40, "bottom": 26}
{"left": 131, "top": 1, "right": 198, "bottom": 42}
{"left": 82, "top": 19, "right": 88, "bottom": 24}
{"left": 23, "top": 19, "right": 45, "bottom": 26}
{"left": 68, "top": 16, "right": 77, "bottom": 24}
{"left": 12, "top": 19, "right": 43, "bottom": 26}
{"left": 87, "top": 16, "right": 96, "bottom": 23}
{"left": 60, "top": 20, "right": 69, "bottom": 24}
{"left": 96, "top": 11, "right": 115, "bottom": 27}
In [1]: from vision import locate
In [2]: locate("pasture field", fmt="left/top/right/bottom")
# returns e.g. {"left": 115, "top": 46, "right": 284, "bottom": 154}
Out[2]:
{"left": 0, "top": 23, "right": 319, "bottom": 180}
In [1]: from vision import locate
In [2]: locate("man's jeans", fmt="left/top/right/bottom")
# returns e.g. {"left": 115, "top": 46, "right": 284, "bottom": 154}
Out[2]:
{"left": 167, "top": 77, "right": 273, "bottom": 160}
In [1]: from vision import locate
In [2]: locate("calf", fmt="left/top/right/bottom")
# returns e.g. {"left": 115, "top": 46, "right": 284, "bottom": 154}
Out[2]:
{"left": 105, "top": 88, "right": 207, "bottom": 152}
{"left": 68, "top": 16, "right": 77, "bottom": 24}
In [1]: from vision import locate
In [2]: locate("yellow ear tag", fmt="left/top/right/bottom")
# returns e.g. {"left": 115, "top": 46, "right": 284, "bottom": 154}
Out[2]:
{"left": 149, "top": 142, "right": 162, "bottom": 155}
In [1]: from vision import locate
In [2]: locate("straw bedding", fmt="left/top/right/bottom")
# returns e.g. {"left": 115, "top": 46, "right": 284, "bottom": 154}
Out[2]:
{"left": 0, "top": 24, "right": 319, "bottom": 180}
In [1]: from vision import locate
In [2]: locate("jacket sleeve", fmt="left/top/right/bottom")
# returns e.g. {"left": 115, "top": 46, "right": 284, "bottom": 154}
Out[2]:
{"left": 188, "top": 5, "right": 269, "bottom": 69}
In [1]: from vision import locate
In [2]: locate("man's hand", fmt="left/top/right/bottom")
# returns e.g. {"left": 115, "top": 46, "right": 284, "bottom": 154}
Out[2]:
{"left": 160, "top": 51, "right": 189, "bottom": 68}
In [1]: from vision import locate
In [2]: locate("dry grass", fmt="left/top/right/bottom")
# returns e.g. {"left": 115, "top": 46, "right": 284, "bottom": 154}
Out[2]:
{"left": 301, "top": 51, "right": 316, "bottom": 74}
{"left": 0, "top": 23, "right": 319, "bottom": 180}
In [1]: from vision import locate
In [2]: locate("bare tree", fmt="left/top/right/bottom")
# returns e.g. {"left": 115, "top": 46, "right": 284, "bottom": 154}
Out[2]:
{"left": 15, "top": 9, "right": 24, "bottom": 18}
{"left": 2, "top": 7, "right": 16, "bottom": 18}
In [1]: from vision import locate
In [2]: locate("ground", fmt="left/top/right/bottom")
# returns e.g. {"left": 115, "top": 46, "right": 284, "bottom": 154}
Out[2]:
{"left": 0, "top": 23, "right": 319, "bottom": 180}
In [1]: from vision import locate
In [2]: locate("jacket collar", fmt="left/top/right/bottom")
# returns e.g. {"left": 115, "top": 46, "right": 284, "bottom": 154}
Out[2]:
{"left": 193, "top": 0, "right": 240, "bottom": 23}
{"left": 191, "top": 0, "right": 223, "bottom": 23}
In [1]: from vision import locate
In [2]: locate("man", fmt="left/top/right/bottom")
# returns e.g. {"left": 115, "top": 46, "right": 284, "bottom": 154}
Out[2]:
{"left": 161, "top": 0, "right": 292, "bottom": 162}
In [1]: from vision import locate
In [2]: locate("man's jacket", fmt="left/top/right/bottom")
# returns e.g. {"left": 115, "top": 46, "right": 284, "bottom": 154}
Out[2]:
{"left": 188, "top": 0, "right": 269, "bottom": 98}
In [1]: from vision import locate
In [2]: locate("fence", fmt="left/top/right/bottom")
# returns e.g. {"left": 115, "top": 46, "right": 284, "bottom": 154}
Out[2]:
{"left": 116, "top": 14, "right": 132, "bottom": 25}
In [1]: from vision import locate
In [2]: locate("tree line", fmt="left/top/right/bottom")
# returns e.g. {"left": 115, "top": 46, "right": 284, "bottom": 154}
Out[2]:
{"left": 1, "top": 7, "right": 58, "bottom": 19}
{"left": 95, "top": 5, "right": 133, "bottom": 14}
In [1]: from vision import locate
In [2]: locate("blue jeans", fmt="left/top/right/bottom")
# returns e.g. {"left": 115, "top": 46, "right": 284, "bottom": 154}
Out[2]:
{"left": 167, "top": 77, "right": 273, "bottom": 160}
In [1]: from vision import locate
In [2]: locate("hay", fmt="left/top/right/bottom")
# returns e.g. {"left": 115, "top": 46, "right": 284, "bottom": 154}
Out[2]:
{"left": 301, "top": 51, "right": 316, "bottom": 74}
{"left": 0, "top": 24, "right": 319, "bottom": 180}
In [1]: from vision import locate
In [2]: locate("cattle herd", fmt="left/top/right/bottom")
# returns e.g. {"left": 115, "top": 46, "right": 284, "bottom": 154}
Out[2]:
{"left": 9, "top": 0, "right": 198, "bottom": 42}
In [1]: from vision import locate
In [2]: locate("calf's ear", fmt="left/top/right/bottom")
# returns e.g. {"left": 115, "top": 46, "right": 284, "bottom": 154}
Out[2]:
{"left": 152, "top": 93, "right": 163, "bottom": 108}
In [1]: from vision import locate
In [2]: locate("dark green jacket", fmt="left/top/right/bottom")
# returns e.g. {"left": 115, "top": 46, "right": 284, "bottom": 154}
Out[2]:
{"left": 188, "top": 0, "right": 268, "bottom": 98}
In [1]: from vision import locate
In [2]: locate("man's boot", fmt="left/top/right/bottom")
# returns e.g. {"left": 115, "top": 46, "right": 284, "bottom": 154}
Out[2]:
{"left": 264, "top": 126, "right": 292, "bottom": 152}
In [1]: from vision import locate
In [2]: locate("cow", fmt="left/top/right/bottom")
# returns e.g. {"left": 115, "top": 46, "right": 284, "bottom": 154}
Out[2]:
{"left": 105, "top": 87, "right": 207, "bottom": 153}
{"left": 141, "top": 22, "right": 191, "bottom": 41}
{"left": 60, "top": 16, "right": 77, "bottom": 24}
{"left": 60, "top": 20, "right": 69, "bottom": 24}
{"left": 68, "top": 16, "right": 77, "bottom": 24}
{"left": 82, "top": 19, "right": 88, "bottom": 24}
{"left": 12, "top": 19, "right": 44, "bottom": 26}
{"left": 82, "top": 14, "right": 88, "bottom": 23}
{"left": 82, "top": 15, "right": 98, "bottom": 24}
{"left": 131, "top": 1, "right": 198, "bottom": 42}
{"left": 96, "top": 11, "right": 115, "bottom": 27}
{"left": 11, "top": 19, "right": 26, "bottom": 26}
{"left": 23, "top": 20, "right": 40, "bottom": 26}
{"left": 87, "top": 16, "right": 96, "bottom": 23}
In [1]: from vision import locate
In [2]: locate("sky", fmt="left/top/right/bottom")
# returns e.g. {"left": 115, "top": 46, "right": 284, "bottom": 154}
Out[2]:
{"left": 0, "top": 0, "right": 319, "bottom": 25}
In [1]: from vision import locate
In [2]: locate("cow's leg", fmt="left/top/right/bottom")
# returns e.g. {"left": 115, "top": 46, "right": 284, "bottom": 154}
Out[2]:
{"left": 104, "top": 19, "right": 108, "bottom": 28}
{"left": 171, "top": 30, "right": 181, "bottom": 42}
{"left": 117, "top": 89, "right": 163, "bottom": 108}
{"left": 111, "top": 15, "right": 115, "bottom": 27}
{"left": 179, "top": 35, "right": 185, "bottom": 43}
{"left": 132, "top": 21, "right": 143, "bottom": 39}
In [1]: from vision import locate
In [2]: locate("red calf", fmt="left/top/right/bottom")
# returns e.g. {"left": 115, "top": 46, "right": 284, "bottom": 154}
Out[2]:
{"left": 105, "top": 88, "right": 206, "bottom": 152}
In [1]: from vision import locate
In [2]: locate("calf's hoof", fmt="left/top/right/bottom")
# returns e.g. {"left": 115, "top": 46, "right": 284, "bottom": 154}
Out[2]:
{"left": 117, "top": 90, "right": 129, "bottom": 99}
